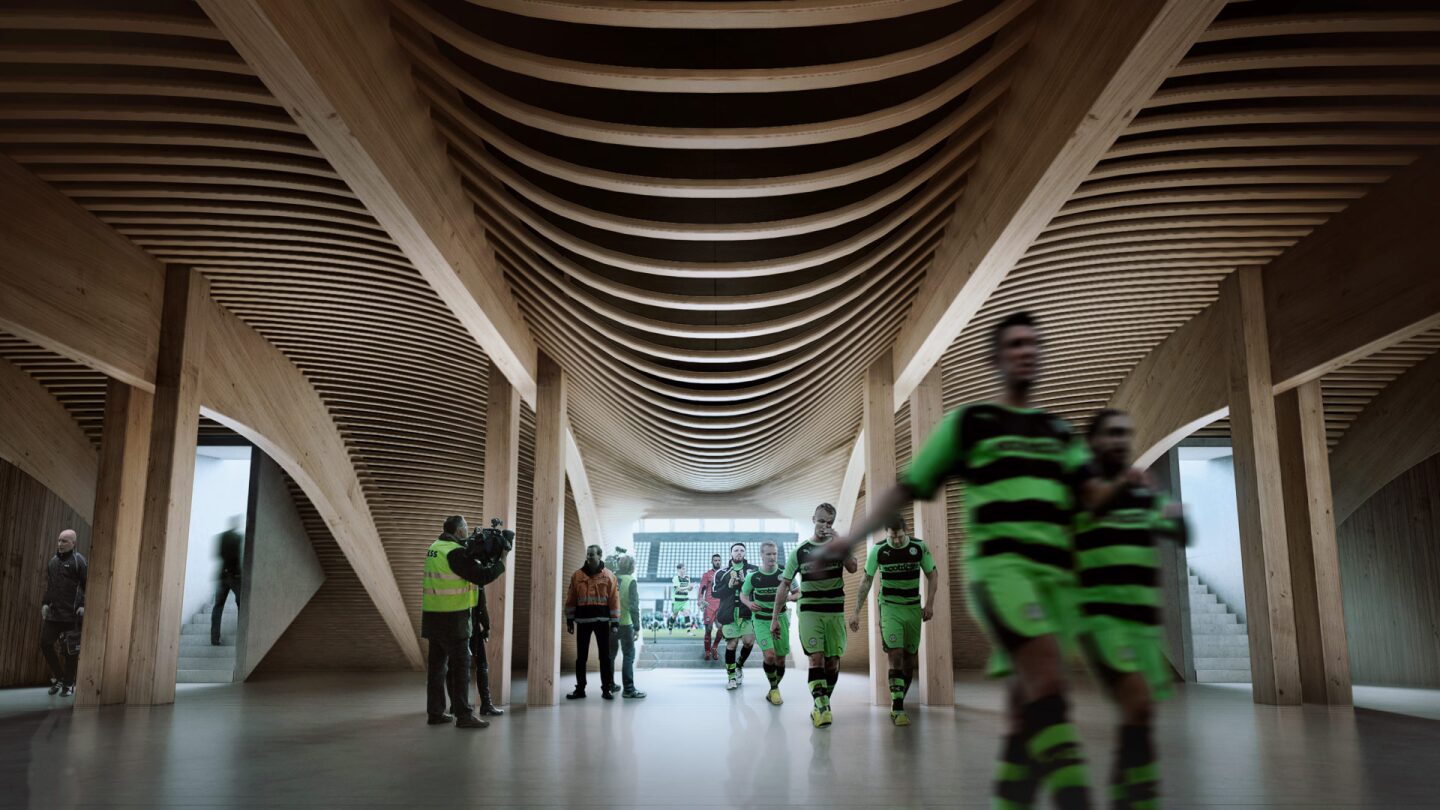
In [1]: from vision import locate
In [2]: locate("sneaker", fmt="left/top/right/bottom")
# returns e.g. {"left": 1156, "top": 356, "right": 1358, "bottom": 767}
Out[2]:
{"left": 766, "top": 688, "right": 783, "bottom": 706}
{"left": 601, "top": 689, "right": 615, "bottom": 701}
{"left": 427, "top": 713, "right": 455, "bottom": 725}
{"left": 810, "top": 708, "right": 827, "bottom": 728}
{"left": 820, "top": 707, "right": 833, "bottom": 727}
{"left": 726, "top": 677, "right": 739, "bottom": 691}
{"left": 47, "top": 679, "right": 61, "bottom": 696}
{"left": 566, "top": 688, "right": 586, "bottom": 700}
{"left": 735, "top": 668, "right": 744, "bottom": 685}
{"left": 61, "top": 684, "right": 75, "bottom": 697}
{"left": 479, "top": 704, "right": 505, "bottom": 717}
{"left": 891, "top": 710, "right": 910, "bottom": 727}
{"left": 455, "top": 713, "right": 490, "bottom": 729}
{"left": 622, "top": 688, "right": 647, "bottom": 699}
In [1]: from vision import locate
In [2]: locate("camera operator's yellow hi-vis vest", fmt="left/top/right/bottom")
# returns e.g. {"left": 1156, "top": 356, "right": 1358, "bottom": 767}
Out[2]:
{"left": 423, "top": 539, "right": 475, "bottom": 613}
{"left": 617, "top": 573, "right": 635, "bottom": 627}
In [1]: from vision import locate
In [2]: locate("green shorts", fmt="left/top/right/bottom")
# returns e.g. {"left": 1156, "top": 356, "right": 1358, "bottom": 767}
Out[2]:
{"left": 1080, "top": 616, "right": 1172, "bottom": 701}
{"left": 755, "top": 613, "right": 790, "bottom": 657}
{"left": 797, "top": 610, "right": 847, "bottom": 658}
{"left": 880, "top": 604, "right": 923, "bottom": 654}
{"left": 671, "top": 599, "right": 689, "bottom": 614}
{"left": 721, "top": 617, "right": 754, "bottom": 641}
{"left": 969, "top": 563, "right": 1079, "bottom": 679}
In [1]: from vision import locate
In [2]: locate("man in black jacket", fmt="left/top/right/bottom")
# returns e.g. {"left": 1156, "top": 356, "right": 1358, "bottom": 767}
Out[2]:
{"left": 423, "top": 515, "right": 505, "bottom": 729}
{"left": 466, "top": 527, "right": 510, "bottom": 718}
{"left": 40, "top": 529, "right": 87, "bottom": 697}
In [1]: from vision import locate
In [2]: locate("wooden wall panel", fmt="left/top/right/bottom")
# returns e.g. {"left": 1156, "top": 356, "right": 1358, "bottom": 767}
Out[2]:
{"left": 510, "top": 404, "right": 536, "bottom": 672}
{"left": 1336, "top": 454, "right": 1440, "bottom": 689}
{"left": 558, "top": 485, "right": 587, "bottom": 674}
{"left": 0, "top": 458, "right": 92, "bottom": 687}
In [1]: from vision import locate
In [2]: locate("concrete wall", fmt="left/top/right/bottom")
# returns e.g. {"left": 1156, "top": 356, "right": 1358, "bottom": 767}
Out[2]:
{"left": 1337, "top": 452, "right": 1440, "bottom": 688}
{"left": 1178, "top": 450, "right": 1247, "bottom": 622}
{"left": 183, "top": 451, "right": 253, "bottom": 627}
{"left": 235, "top": 452, "right": 324, "bottom": 680}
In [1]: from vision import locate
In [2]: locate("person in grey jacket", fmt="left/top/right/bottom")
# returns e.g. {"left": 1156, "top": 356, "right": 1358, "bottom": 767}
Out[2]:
{"left": 40, "top": 529, "right": 87, "bottom": 696}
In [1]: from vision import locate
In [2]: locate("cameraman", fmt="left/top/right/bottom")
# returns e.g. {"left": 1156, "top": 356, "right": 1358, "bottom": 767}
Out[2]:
{"left": 422, "top": 515, "right": 504, "bottom": 729}
{"left": 465, "top": 519, "right": 514, "bottom": 717}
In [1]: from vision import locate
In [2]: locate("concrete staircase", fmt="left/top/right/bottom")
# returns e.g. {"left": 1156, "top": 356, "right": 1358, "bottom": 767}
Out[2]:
{"left": 637, "top": 636, "right": 727, "bottom": 670}
{"left": 1188, "top": 570, "right": 1251, "bottom": 684}
{"left": 177, "top": 602, "right": 237, "bottom": 683}
{"left": 636, "top": 636, "right": 793, "bottom": 670}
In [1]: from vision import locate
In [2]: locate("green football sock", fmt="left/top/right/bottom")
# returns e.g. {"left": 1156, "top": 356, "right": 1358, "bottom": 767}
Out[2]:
{"left": 992, "top": 732, "right": 1040, "bottom": 810}
{"left": 1113, "top": 724, "right": 1159, "bottom": 809}
{"left": 888, "top": 668, "right": 906, "bottom": 711}
{"left": 808, "top": 667, "right": 827, "bottom": 709}
{"left": 1023, "top": 696, "right": 1091, "bottom": 810}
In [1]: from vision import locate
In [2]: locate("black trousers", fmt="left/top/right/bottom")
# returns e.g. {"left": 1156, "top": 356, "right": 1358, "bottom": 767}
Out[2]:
{"left": 212, "top": 575, "right": 240, "bottom": 643}
{"left": 574, "top": 622, "right": 614, "bottom": 691}
{"left": 468, "top": 632, "right": 494, "bottom": 707}
{"left": 40, "top": 620, "right": 78, "bottom": 685}
{"left": 426, "top": 636, "right": 473, "bottom": 718}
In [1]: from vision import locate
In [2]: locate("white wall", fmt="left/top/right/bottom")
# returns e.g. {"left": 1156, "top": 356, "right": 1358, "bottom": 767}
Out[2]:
{"left": 235, "top": 453, "right": 323, "bottom": 680}
{"left": 1178, "top": 449, "right": 1246, "bottom": 621}
{"left": 183, "top": 449, "right": 253, "bottom": 627}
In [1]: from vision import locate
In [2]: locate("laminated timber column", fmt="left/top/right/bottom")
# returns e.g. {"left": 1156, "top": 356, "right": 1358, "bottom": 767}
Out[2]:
{"left": 863, "top": 353, "right": 896, "bottom": 706}
{"left": 526, "top": 353, "right": 567, "bottom": 707}
{"left": 1224, "top": 267, "right": 1301, "bottom": 706}
{"left": 482, "top": 365, "right": 520, "bottom": 706}
{"left": 1275, "top": 381, "right": 1352, "bottom": 705}
{"left": 126, "top": 267, "right": 209, "bottom": 707}
{"left": 74, "top": 381, "right": 153, "bottom": 708}
{"left": 909, "top": 368, "right": 953, "bottom": 706}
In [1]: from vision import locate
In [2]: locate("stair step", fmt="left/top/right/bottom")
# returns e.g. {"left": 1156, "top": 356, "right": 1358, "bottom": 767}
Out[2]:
{"left": 1193, "top": 636, "right": 1250, "bottom": 654}
{"left": 1192, "top": 624, "right": 1247, "bottom": 637}
{"left": 175, "top": 645, "right": 236, "bottom": 658}
{"left": 176, "top": 669, "right": 234, "bottom": 684}
{"left": 189, "top": 612, "right": 237, "bottom": 626}
{"left": 178, "top": 659, "right": 233, "bottom": 672}
{"left": 1195, "top": 656, "right": 1251, "bottom": 670}
{"left": 1196, "top": 669, "right": 1252, "bottom": 684}
{"left": 182, "top": 622, "right": 237, "bottom": 635}
{"left": 1191, "top": 613, "right": 1238, "bottom": 627}
{"left": 180, "top": 635, "right": 234, "bottom": 648}
{"left": 1190, "top": 601, "right": 1228, "bottom": 614}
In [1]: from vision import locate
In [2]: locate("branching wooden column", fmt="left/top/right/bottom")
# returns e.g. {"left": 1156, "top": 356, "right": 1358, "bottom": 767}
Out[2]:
{"left": 482, "top": 365, "right": 520, "bottom": 706}
{"left": 1224, "top": 268, "right": 1302, "bottom": 706}
{"left": 75, "top": 381, "right": 152, "bottom": 708}
{"left": 909, "top": 367, "right": 953, "bottom": 706}
{"left": 1276, "top": 381, "right": 1352, "bottom": 705}
{"left": 863, "top": 353, "right": 896, "bottom": 706}
{"left": 526, "top": 353, "right": 567, "bottom": 706}
{"left": 126, "top": 267, "right": 209, "bottom": 707}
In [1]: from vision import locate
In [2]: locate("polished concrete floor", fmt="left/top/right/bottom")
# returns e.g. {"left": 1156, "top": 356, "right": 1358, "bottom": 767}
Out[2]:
{"left": 3, "top": 669, "right": 1439, "bottom": 808}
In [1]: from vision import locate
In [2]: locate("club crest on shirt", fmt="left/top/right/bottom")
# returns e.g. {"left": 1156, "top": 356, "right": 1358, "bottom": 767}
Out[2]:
{"left": 909, "top": 547, "right": 919, "bottom": 557}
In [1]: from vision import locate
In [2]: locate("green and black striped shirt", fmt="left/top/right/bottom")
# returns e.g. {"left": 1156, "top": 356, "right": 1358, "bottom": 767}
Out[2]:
{"left": 864, "top": 537, "right": 936, "bottom": 608}
{"left": 1074, "top": 486, "right": 1185, "bottom": 626}
{"left": 782, "top": 538, "right": 848, "bottom": 613}
{"left": 741, "top": 567, "right": 792, "bottom": 622}
{"left": 903, "top": 403, "right": 1093, "bottom": 580}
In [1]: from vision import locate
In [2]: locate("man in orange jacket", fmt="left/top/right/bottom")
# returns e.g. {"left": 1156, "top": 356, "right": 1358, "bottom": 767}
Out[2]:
{"left": 565, "top": 544, "right": 620, "bottom": 700}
